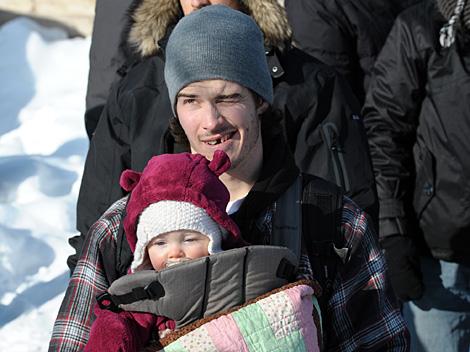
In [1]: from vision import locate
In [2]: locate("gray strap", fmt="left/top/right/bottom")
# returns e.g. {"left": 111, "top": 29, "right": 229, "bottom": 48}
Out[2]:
{"left": 106, "top": 246, "right": 298, "bottom": 328}
{"left": 271, "top": 176, "right": 302, "bottom": 259}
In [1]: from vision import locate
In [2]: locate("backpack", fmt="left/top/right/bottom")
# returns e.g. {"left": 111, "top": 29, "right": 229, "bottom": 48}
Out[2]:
{"left": 272, "top": 174, "right": 350, "bottom": 349}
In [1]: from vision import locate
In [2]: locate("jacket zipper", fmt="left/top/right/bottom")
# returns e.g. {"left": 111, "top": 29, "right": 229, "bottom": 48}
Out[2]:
{"left": 321, "top": 122, "right": 351, "bottom": 193}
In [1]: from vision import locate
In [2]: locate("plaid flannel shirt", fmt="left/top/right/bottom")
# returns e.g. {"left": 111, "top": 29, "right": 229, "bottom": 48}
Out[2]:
{"left": 49, "top": 196, "right": 408, "bottom": 351}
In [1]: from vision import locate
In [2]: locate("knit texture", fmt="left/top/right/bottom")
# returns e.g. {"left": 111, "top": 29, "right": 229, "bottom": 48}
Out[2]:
{"left": 132, "top": 201, "right": 224, "bottom": 271}
{"left": 120, "top": 150, "right": 245, "bottom": 271}
{"left": 164, "top": 5, "right": 273, "bottom": 113}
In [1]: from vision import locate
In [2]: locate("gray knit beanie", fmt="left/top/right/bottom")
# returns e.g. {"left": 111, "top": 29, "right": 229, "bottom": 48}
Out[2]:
{"left": 164, "top": 5, "right": 273, "bottom": 114}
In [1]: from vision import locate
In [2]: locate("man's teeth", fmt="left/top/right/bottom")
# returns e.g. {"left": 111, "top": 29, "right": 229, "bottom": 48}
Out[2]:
{"left": 206, "top": 134, "right": 231, "bottom": 145}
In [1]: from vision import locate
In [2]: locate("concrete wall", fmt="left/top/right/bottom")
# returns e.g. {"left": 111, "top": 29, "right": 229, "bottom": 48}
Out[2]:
{"left": 0, "top": 1, "right": 288, "bottom": 37}
{"left": 0, "top": 0, "right": 95, "bottom": 36}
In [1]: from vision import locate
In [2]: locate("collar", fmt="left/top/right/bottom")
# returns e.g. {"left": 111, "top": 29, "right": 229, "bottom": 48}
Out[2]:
{"left": 231, "top": 131, "right": 299, "bottom": 244}
{"left": 266, "top": 47, "right": 286, "bottom": 80}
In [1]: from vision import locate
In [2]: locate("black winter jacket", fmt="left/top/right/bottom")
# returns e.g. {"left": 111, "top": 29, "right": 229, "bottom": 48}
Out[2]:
{"left": 285, "top": 0, "right": 422, "bottom": 105}
{"left": 84, "top": 0, "right": 133, "bottom": 138}
{"left": 362, "top": 0, "right": 470, "bottom": 265}
{"left": 72, "top": 0, "right": 378, "bottom": 269}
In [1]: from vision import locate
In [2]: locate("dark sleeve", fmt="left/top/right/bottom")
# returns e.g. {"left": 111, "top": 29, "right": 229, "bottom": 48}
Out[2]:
{"left": 84, "top": 0, "right": 133, "bottom": 138}
{"left": 69, "top": 83, "right": 131, "bottom": 272}
{"left": 282, "top": 60, "right": 379, "bottom": 228}
{"left": 362, "top": 13, "right": 427, "bottom": 239}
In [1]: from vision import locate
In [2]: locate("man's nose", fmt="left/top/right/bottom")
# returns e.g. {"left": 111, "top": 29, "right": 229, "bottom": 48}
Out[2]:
{"left": 201, "top": 104, "right": 222, "bottom": 131}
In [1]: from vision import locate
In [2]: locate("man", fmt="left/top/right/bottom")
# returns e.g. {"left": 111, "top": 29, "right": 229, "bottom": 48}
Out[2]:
{"left": 71, "top": 0, "right": 378, "bottom": 272}
{"left": 50, "top": 5, "right": 408, "bottom": 351}
{"left": 362, "top": 0, "right": 470, "bottom": 350}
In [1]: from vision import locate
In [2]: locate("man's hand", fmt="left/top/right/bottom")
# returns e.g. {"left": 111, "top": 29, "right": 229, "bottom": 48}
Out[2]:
{"left": 381, "top": 235, "right": 424, "bottom": 302}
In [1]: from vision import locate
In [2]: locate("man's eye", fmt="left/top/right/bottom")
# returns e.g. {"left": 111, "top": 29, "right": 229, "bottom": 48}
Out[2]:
{"left": 183, "top": 98, "right": 196, "bottom": 104}
{"left": 217, "top": 99, "right": 237, "bottom": 104}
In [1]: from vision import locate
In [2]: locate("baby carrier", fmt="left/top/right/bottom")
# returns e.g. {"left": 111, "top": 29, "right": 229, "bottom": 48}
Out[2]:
{"left": 98, "top": 175, "right": 351, "bottom": 351}
{"left": 98, "top": 246, "right": 321, "bottom": 351}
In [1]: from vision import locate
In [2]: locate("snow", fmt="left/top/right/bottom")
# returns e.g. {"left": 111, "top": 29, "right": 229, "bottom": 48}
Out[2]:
{"left": 0, "top": 17, "right": 90, "bottom": 351}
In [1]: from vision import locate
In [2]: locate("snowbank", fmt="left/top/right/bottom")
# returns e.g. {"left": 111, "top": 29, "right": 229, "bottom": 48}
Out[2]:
{"left": 0, "top": 17, "right": 90, "bottom": 351}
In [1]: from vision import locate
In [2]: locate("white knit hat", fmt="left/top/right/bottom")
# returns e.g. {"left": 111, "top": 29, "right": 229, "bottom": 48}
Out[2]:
{"left": 131, "top": 200, "right": 224, "bottom": 271}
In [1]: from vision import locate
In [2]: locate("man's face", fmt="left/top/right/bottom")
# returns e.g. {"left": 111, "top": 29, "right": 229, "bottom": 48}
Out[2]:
{"left": 147, "top": 230, "right": 210, "bottom": 270}
{"left": 179, "top": 0, "right": 242, "bottom": 15}
{"left": 176, "top": 80, "right": 267, "bottom": 175}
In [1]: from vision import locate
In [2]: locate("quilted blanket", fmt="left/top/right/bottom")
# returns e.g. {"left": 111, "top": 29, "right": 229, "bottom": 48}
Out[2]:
{"left": 147, "top": 280, "right": 322, "bottom": 352}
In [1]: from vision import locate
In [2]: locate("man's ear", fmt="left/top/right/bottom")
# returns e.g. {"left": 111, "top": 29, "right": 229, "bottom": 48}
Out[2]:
{"left": 257, "top": 100, "right": 269, "bottom": 115}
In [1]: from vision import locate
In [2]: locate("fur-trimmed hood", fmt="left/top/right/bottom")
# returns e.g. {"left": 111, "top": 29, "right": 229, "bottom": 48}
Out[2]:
{"left": 126, "top": 0, "right": 291, "bottom": 57}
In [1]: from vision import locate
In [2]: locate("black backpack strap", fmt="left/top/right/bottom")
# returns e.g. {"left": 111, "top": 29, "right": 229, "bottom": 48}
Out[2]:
{"left": 302, "top": 174, "right": 350, "bottom": 289}
{"left": 301, "top": 174, "right": 350, "bottom": 347}
{"left": 115, "top": 206, "right": 134, "bottom": 278}
{"left": 98, "top": 216, "right": 132, "bottom": 285}
{"left": 271, "top": 176, "right": 302, "bottom": 259}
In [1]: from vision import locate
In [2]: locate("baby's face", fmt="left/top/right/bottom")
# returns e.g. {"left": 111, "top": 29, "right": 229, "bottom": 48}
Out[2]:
{"left": 147, "top": 230, "right": 210, "bottom": 270}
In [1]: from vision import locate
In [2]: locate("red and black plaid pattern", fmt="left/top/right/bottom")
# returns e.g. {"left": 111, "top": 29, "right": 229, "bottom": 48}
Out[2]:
{"left": 49, "top": 196, "right": 408, "bottom": 351}
{"left": 49, "top": 198, "right": 126, "bottom": 352}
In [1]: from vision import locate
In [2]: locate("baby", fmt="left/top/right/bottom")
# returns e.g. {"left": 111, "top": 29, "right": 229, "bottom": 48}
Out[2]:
{"left": 85, "top": 150, "right": 245, "bottom": 352}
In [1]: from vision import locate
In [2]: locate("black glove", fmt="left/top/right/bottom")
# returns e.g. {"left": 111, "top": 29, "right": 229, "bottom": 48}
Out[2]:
{"left": 381, "top": 235, "right": 424, "bottom": 302}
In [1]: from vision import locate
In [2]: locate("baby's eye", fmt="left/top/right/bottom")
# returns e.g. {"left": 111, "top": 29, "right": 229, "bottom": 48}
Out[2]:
{"left": 153, "top": 240, "right": 166, "bottom": 246}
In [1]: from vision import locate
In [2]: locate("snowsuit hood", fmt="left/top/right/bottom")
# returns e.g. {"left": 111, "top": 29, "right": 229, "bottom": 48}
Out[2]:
{"left": 125, "top": 0, "right": 292, "bottom": 57}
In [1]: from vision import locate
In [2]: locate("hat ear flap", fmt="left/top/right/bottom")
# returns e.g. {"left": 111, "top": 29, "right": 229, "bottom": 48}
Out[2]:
{"left": 120, "top": 169, "right": 142, "bottom": 192}
{"left": 209, "top": 150, "right": 231, "bottom": 176}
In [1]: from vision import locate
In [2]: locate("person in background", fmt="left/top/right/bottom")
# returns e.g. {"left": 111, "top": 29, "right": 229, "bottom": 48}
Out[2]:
{"left": 285, "top": 0, "right": 422, "bottom": 105}
{"left": 362, "top": 0, "right": 470, "bottom": 350}
{"left": 50, "top": 5, "right": 407, "bottom": 351}
{"left": 84, "top": 0, "right": 132, "bottom": 139}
